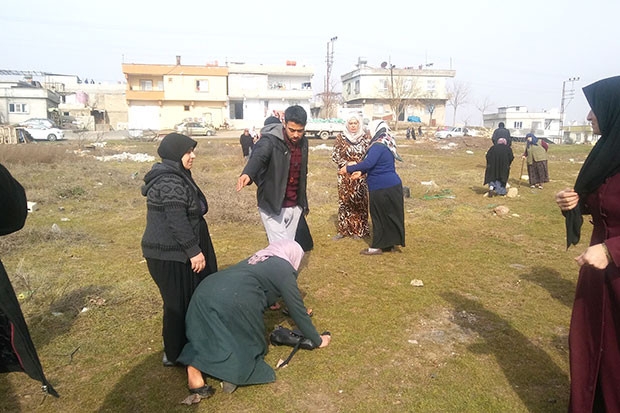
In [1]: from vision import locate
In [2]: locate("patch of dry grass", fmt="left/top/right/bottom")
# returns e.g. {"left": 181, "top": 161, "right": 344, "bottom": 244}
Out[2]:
{"left": 0, "top": 137, "right": 595, "bottom": 412}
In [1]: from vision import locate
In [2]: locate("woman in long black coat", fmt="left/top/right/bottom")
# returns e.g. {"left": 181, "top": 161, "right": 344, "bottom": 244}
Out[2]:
{"left": 178, "top": 240, "right": 331, "bottom": 397}
{"left": 0, "top": 163, "right": 58, "bottom": 397}
{"left": 141, "top": 133, "right": 218, "bottom": 366}
{"left": 484, "top": 137, "right": 514, "bottom": 196}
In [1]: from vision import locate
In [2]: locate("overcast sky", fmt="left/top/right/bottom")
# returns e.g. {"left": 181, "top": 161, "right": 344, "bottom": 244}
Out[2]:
{"left": 3, "top": 0, "right": 619, "bottom": 125}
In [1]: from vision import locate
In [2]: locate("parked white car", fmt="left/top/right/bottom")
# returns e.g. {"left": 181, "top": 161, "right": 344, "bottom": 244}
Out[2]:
{"left": 20, "top": 126, "right": 65, "bottom": 141}
{"left": 19, "top": 118, "right": 58, "bottom": 129}
{"left": 435, "top": 126, "right": 472, "bottom": 139}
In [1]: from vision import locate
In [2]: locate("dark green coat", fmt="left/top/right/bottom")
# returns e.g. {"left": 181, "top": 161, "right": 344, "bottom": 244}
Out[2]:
{"left": 177, "top": 256, "right": 320, "bottom": 385}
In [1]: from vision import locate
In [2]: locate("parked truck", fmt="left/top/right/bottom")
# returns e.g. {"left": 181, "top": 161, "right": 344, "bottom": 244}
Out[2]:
{"left": 304, "top": 118, "right": 346, "bottom": 140}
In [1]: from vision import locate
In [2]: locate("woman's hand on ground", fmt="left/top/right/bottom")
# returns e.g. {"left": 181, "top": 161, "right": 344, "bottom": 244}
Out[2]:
{"left": 555, "top": 188, "right": 579, "bottom": 211}
{"left": 319, "top": 334, "right": 331, "bottom": 348}
{"left": 190, "top": 252, "right": 206, "bottom": 273}
{"left": 575, "top": 243, "right": 609, "bottom": 269}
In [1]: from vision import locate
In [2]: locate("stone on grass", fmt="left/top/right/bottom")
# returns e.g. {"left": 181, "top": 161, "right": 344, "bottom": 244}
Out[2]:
{"left": 506, "top": 187, "right": 518, "bottom": 198}
{"left": 410, "top": 279, "right": 424, "bottom": 287}
{"left": 493, "top": 205, "right": 510, "bottom": 216}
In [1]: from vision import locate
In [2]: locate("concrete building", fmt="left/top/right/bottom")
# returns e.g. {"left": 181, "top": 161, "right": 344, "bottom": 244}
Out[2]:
{"left": 483, "top": 106, "right": 562, "bottom": 143}
{"left": 340, "top": 59, "right": 456, "bottom": 126}
{"left": 0, "top": 70, "right": 127, "bottom": 131}
{"left": 45, "top": 74, "right": 128, "bottom": 131}
{"left": 563, "top": 122, "right": 597, "bottom": 144}
{"left": 227, "top": 62, "right": 314, "bottom": 129}
{"left": 0, "top": 71, "right": 61, "bottom": 125}
{"left": 122, "top": 58, "right": 228, "bottom": 131}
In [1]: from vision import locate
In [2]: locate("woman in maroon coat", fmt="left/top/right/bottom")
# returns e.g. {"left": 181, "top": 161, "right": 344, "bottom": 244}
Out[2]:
{"left": 556, "top": 75, "right": 620, "bottom": 412}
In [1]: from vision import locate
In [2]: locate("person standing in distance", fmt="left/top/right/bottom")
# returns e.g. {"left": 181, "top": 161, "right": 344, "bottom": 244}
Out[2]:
{"left": 236, "top": 105, "right": 309, "bottom": 242}
{"left": 239, "top": 128, "right": 254, "bottom": 162}
{"left": 491, "top": 122, "right": 512, "bottom": 146}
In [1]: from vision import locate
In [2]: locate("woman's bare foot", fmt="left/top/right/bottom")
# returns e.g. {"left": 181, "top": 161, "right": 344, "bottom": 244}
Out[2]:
{"left": 187, "top": 365, "right": 205, "bottom": 389}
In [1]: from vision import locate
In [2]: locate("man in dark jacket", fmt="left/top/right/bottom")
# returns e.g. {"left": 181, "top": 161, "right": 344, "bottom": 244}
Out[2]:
{"left": 236, "top": 105, "right": 309, "bottom": 242}
{"left": 491, "top": 122, "right": 512, "bottom": 146}
{"left": 0, "top": 163, "right": 58, "bottom": 397}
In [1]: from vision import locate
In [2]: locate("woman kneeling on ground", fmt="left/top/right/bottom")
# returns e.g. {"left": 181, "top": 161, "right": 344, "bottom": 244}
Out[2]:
{"left": 177, "top": 239, "right": 331, "bottom": 398}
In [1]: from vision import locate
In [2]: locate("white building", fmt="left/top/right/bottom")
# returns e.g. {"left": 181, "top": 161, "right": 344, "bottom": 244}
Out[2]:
{"left": 483, "top": 106, "right": 562, "bottom": 143}
{"left": 0, "top": 71, "right": 61, "bottom": 125}
{"left": 227, "top": 62, "right": 314, "bottom": 128}
{"left": 340, "top": 60, "right": 456, "bottom": 126}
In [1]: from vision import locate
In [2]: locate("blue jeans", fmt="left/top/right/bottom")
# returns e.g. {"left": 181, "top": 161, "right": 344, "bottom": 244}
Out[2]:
{"left": 489, "top": 180, "right": 507, "bottom": 195}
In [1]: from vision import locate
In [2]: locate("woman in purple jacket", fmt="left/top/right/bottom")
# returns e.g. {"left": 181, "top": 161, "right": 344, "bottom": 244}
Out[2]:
{"left": 555, "top": 75, "right": 620, "bottom": 412}
{"left": 339, "top": 120, "right": 405, "bottom": 255}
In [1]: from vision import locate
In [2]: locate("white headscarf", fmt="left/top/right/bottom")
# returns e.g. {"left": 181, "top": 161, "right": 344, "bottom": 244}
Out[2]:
{"left": 247, "top": 239, "right": 304, "bottom": 271}
{"left": 342, "top": 114, "right": 365, "bottom": 143}
{"left": 366, "top": 120, "right": 402, "bottom": 162}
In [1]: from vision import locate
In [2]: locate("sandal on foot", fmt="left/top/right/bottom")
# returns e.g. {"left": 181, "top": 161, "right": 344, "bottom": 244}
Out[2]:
{"left": 189, "top": 385, "right": 215, "bottom": 398}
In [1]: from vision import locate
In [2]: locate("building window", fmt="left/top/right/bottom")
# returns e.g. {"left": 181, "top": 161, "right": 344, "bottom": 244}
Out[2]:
{"left": 354, "top": 80, "right": 360, "bottom": 94}
{"left": 196, "top": 79, "right": 209, "bottom": 92}
{"left": 184, "top": 105, "right": 190, "bottom": 111}
{"left": 9, "top": 103, "right": 28, "bottom": 113}
{"left": 374, "top": 104, "right": 384, "bottom": 114}
{"left": 379, "top": 79, "right": 388, "bottom": 91}
{"left": 426, "top": 79, "right": 436, "bottom": 92}
{"left": 140, "top": 79, "right": 153, "bottom": 91}
{"left": 404, "top": 79, "right": 413, "bottom": 92}
{"left": 347, "top": 83, "right": 351, "bottom": 94}
{"left": 513, "top": 121, "right": 523, "bottom": 129}
{"left": 157, "top": 80, "right": 164, "bottom": 90}
{"left": 301, "top": 82, "right": 311, "bottom": 90}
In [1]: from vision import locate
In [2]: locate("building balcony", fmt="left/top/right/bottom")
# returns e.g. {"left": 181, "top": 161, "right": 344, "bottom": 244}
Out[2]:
{"left": 228, "top": 89, "right": 313, "bottom": 100}
{"left": 126, "top": 89, "right": 165, "bottom": 101}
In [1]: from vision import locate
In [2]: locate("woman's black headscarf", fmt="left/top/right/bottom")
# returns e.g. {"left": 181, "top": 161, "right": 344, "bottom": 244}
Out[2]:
{"left": 564, "top": 75, "right": 620, "bottom": 247}
{"left": 153, "top": 133, "right": 208, "bottom": 214}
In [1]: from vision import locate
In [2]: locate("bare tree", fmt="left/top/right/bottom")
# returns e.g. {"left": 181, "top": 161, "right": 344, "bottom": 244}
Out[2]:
{"left": 447, "top": 80, "right": 470, "bottom": 125}
{"left": 475, "top": 96, "right": 494, "bottom": 125}
{"left": 383, "top": 73, "right": 419, "bottom": 130}
{"left": 320, "top": 78, "right": 342, "bottom": 118}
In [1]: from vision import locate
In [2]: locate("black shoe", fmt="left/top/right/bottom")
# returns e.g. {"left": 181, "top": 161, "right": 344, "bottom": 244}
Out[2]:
{"left": 189, "top": 385, "right": 215, "bottom": 398}
{"left": 162, "top": 353, "right": 175, "bottom": 367}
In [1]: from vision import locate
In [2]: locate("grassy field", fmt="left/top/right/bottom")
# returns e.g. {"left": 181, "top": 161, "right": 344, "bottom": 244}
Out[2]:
{"left": 0, "top": 134, "right": 594, "bottom": 412}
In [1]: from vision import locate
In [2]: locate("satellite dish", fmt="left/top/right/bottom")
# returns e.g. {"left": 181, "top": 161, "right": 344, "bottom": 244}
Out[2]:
{"left": 380, "top": 62, "right": 387, "bottom": 68}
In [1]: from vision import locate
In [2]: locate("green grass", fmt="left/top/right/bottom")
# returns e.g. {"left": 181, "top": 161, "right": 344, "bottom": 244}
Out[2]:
{"left": 0, "top": 137, "right": 594, "bottom": 412}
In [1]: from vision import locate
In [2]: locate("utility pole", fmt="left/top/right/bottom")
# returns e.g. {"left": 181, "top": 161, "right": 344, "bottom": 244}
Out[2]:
{"left": 324, "top": 36, "right": 338, "bottom": 118}
{"left": 559, "top": 76, "right": 579, "bottom": 142}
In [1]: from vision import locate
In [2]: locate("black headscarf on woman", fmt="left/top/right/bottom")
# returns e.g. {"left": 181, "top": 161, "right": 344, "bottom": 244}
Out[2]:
{"left": 155, "top": 133, "right": 208, "bottom": 214}
{"left": 564, "top": 75, "right": 620, "bottom": 248}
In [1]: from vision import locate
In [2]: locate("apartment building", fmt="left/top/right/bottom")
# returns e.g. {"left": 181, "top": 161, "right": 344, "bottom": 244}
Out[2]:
{"left": 122, "top": 58, "right": 228, "bottom": 130}
{"left": 340, "top": 60, "right": 456, "bottom": 126}
{"left": 483, "top": 106, "right": 562, "bottom": 142}
{"left": 227, "top": 61, "right": 314, "bottom": 129}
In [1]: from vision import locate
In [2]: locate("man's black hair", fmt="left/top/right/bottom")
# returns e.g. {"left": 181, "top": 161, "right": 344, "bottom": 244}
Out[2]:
{"left": 284, "top": 105, "right": 307, "bottom": 126}
{"left": 498, "top": 122, "right": 505, "bottom": 128}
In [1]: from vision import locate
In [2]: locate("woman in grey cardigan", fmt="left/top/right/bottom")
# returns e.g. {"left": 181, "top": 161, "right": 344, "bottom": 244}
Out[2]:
{"left": 141, "top": 133, "right": 217, "bottom": 366}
